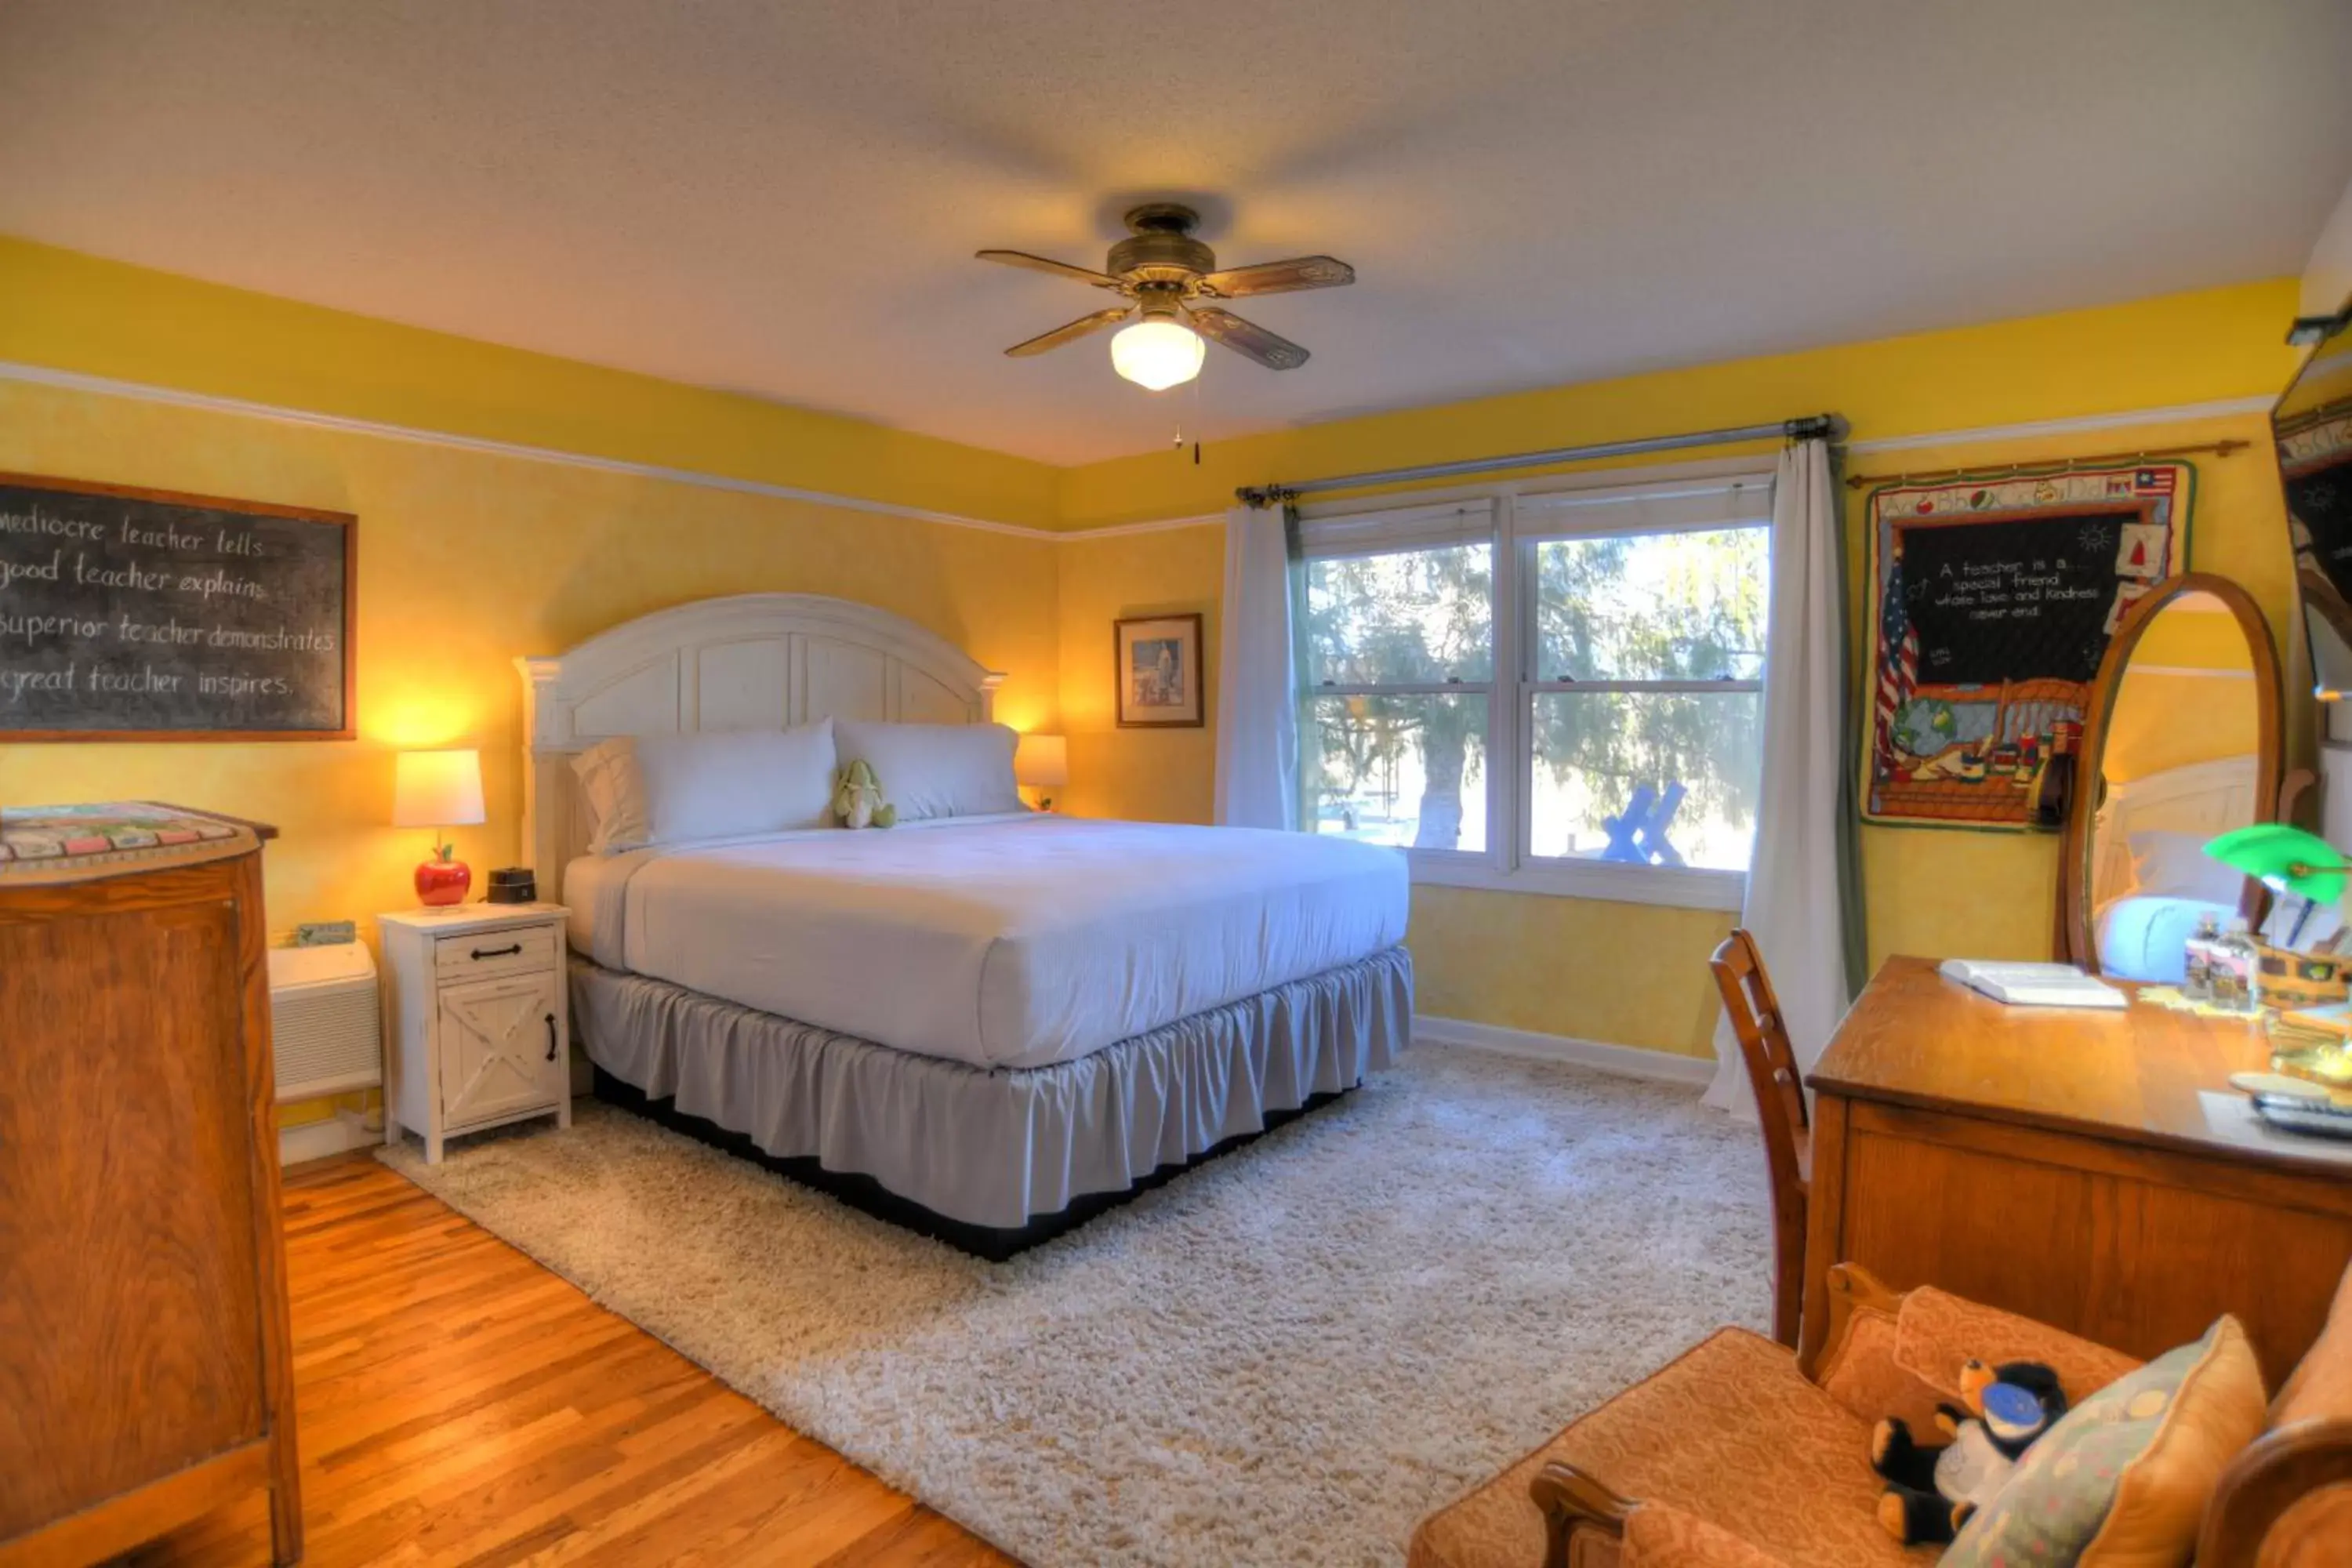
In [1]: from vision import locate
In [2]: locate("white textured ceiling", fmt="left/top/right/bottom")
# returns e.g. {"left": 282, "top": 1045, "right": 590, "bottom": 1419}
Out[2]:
{"left": 2, "top": 1, "right": 2349, "bottom": 466}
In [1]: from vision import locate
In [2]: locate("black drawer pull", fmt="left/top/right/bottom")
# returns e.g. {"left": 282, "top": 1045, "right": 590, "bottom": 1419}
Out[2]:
{"left": 470, "top": 943, "right": 523, "bottom": 960}
{"left": 544, "top": 1012, "right": 558, "bottom": 1062}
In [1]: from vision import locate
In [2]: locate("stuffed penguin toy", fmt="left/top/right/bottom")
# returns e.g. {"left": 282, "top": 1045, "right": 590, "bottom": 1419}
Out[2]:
{"left": 1870, "top": 1359, "right": 2067, "bottom": 1545}
{"left": 832, "top": 760, "right": 897, "bottom": 829}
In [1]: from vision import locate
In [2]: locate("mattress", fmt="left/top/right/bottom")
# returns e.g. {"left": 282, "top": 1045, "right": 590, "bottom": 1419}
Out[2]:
{"left": 564, "top": 814, "right": 1409, "bottom": 1070}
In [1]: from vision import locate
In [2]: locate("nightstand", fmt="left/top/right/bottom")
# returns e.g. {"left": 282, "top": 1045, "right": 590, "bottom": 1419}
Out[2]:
{"left": 378, "top": 903, "right": 572, "bottom": 1163}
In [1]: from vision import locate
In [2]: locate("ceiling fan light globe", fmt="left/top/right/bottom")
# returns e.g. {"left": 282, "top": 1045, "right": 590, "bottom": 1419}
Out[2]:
{"left": 1110, "top": 319, "right": 1205, "bottom": 390}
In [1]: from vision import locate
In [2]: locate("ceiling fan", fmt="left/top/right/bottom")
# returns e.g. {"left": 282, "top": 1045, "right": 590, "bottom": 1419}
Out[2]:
{"left": 978, "top": 203, "right": 1355, "bottom": 390}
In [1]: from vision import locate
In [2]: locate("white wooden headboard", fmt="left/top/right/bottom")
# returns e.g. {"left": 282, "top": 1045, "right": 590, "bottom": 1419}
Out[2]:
{"left": 516, "top": 593, "right": 1004, "bottom": 902}
{"left": 2090, "top": 753, "right": 2259, "bottom": 910}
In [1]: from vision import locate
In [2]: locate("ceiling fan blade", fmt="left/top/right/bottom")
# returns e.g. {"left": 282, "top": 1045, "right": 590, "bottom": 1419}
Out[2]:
{"left": 1004, "top": 307, "right": 1134, "bottom": 357}
{"left": 1187, "top": 307, "right": 1310, "bottom": 370}
{"left": 976, "top": 249, "right": 1125, "bottom": 290}
{"left": 1195, "top": 256, "right": 1355, "bottom": 299}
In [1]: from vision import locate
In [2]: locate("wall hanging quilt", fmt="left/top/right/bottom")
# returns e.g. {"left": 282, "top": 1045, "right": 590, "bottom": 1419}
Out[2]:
{"left": 1862, "top": 462, "right": 2192, "bottom": 829}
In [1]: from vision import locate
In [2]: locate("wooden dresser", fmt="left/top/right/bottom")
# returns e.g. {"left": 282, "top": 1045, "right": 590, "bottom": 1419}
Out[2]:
{"left": 1803, "top": 955, "right": 2352, "bottom": 1392}
{"left": 0, "top": 806, "right": 300, "bottom": 1566}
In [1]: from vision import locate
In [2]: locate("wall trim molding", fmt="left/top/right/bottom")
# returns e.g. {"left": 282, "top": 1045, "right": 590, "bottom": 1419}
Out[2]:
{"left": 1843, "top": 396, "right": 2275, "bottom": 456}
{"left": 278, "top": 1112, "right": 378, "bottom": 1168}
{"left": 0, "top": 359, "right": 1066, "bottom": 542}
{"left": 1054, "top": 510, "right": 1226, "bottom": 539}
{"left": 3, "top": 359, "right": 2273, "bottom": 543}
{"left": 1414, "top": 1013, "right": 1715, "bottom": 1087}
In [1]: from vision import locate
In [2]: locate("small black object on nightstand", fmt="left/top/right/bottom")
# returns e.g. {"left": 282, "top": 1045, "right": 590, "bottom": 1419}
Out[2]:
{"left": 485, "top": 868, "right": 536, "bottom": 904}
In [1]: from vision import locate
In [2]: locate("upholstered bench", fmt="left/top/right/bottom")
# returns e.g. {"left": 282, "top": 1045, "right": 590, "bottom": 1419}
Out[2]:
{"left": 1409, "top": 1262, "right": 2352, "bottom": 1568}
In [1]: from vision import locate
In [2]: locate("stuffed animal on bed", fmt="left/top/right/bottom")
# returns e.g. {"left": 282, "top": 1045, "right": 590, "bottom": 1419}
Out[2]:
{"left": 1870, "top": 1359, "right": 2067, "bottom": 1545}
{"left": 832, "top": 759, "right": 897, "bottom": 829}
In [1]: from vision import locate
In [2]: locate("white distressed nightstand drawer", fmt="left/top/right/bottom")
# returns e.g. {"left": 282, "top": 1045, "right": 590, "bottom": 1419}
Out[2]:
{"left": 434, "top": 924, "right": 559, "bottom": 981}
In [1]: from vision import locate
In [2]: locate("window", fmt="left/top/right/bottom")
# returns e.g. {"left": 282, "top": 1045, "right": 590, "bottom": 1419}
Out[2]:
{"left": 1301, "top": 506, "right": 1494, "bottom": 852}
{"left": 1298, "top": 471, "right": 1772, "bottom": 907}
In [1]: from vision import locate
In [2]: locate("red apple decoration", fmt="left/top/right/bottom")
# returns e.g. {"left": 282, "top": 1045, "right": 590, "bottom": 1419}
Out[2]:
{"left": 415, "top": 841, "right": 471, "bottom": 907}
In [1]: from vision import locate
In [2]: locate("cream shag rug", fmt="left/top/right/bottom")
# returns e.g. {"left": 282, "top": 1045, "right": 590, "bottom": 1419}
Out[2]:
{"left": 380, "top": 1048, "right": 1770, "bottom": 1567}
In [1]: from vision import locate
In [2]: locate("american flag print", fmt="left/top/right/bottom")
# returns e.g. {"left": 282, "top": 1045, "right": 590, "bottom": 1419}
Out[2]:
{"left": 1875, "top": 557, "right": 1918, "bottom": 773}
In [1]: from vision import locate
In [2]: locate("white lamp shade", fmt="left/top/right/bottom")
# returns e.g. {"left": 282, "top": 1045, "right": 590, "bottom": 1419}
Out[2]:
{"left": 1110, "top": 319, "right": 1205, "bottom": 390}
{"left": 1014, "top": 733, "right": 1069, "bottom": 788}
{"left": 392, "top": 748, "right": 486, "bottom": 828}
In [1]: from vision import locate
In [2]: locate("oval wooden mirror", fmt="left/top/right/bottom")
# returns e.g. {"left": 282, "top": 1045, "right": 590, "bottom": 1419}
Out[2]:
{"left": 2059, "top": 572, "right": 2282, "bottom": 976}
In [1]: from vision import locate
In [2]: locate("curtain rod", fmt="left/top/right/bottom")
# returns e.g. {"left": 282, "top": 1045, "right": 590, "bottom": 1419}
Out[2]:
{"left": 1233, "top": 414, "right": 1840, "bottom": 507}
{"left": 1842, "top": 437, "right": 2250, "bottom": 491}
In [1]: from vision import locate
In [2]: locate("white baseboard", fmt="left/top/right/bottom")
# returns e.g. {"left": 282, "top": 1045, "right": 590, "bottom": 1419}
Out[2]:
{"left": 279, "top": 1111, "right": 380, "bottom": 1167}
{"left": 1413, "top": 1014, "right": 1715, "bottom": 1087}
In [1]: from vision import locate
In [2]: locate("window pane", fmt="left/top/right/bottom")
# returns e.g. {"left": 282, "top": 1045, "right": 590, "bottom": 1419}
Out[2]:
{"left": 1529, "top": 691, "right": 1760, "bottom": 871}
{"left": 1534, "top": 526, "right": 1766, "bottom": 681}
{"left": 1305, "top": 543, "right": 1493, "bottom": 686}
{"left": 1305, "top": 693, "right": 1487, "bottom": 852}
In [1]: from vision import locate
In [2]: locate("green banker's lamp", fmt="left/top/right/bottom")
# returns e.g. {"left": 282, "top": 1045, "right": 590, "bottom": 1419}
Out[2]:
{"left": 2203, "top": 823, "right": 2350, "bottom": 949}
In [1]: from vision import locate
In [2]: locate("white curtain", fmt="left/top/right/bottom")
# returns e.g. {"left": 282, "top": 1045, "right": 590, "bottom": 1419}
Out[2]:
{"left": 1705, "top": 438, "right": 1851, "bottom": 1118}
{"left": 1213, "top": 501, "right": 1301, "bottom": 829}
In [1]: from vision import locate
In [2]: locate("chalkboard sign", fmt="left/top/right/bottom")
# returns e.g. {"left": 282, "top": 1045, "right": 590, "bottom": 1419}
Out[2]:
{"left": 0, "top": 474, "right": 356, "bottom": 741}
{"left": 1864, "top": 463, "right": 2190, "bottom": 829}
{"left": 1897, "top": 511, "right": 2150, "bottom": 687}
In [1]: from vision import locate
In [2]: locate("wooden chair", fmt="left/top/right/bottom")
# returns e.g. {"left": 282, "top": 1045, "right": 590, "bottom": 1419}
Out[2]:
{"left": 1406, "top": 1259, "right": 2352, "bottom": 1568}
{"left": 1708, "top": 927, "right": 1810, "bottom": 1348}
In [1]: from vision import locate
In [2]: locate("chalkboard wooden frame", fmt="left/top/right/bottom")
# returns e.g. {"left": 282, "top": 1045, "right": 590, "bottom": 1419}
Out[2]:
{"left": 0, "top": 472, "right": 358, "bottom": 742}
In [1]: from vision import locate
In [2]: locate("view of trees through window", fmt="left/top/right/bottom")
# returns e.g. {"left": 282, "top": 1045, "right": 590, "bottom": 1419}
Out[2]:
{"left": 1303, "top": 543, "right": 1491, "bottom": 851}
{"left": 1302, "top": 522, "right": 1766, "bottom": 872}
{"left": 1528, "top": 526, "right": 1766, "bottom": 869}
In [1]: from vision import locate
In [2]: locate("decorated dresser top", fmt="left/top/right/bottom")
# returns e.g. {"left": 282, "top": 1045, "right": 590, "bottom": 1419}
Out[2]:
{"left": 0, "top": 801, "right": 273, "bottom": 884}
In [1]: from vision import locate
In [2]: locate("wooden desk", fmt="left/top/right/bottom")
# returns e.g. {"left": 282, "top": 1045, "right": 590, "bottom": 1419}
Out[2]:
{"left": 1802, "top": 956, "right": 2352, "bottom": 1389}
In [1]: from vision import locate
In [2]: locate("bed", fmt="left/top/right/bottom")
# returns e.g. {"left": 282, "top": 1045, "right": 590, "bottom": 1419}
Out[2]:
{"left": 2089, "top": 754, "right": 2261, "bottom": 982}
{"left": 519, "top": 593, "right": 1412, "bottom": 1257}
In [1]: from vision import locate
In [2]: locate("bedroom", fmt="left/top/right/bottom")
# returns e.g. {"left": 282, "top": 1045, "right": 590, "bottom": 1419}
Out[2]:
{"left": 4, "top": 2, "right": 2352, "bottom": 1565}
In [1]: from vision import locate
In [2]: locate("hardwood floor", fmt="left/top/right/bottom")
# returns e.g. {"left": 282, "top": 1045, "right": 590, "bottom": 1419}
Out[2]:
{"left": 129, "top": 1152, "right": 1015, "bottom": 1567}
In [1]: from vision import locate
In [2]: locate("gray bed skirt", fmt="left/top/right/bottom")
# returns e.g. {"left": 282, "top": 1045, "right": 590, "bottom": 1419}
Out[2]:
{"left": 569, "top": 946, "right": 1413, "bottom": 1233}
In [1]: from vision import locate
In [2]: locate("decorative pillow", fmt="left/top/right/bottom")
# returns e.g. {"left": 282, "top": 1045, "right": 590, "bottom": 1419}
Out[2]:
{"left": 571, "top": 720, "right": 837, "bottom": 853}
{"left": 1944, "top": 1315, "right": 2266, "bottom": 1568}
{"left": 572, "top": 737, "right": 648, "bottom": 854}
{"left": 2127, "top": 829, "right": 2248, "bottom": 906}
{"left": 832, "top": 720, "right": 1021, "bottom": 822}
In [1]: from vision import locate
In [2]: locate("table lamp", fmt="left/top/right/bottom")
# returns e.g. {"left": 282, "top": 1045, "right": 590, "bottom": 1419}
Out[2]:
{"left": 2205, "top": 823, "right": 2350, "bottom": 949}
{"left": 394, "top": 748, "right": 486, "bottom": 907}
{"left": 1015, "top": 733, "right": 1069, "bottom": 813}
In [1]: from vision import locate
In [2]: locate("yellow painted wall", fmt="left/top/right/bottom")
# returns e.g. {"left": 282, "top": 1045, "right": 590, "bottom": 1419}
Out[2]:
{"left": 1056, "top": 282, "right": 2307, "bottom": 1058}
{"left": 0, "top": 237, "right": 1059, "bottom": 528}
{"left": 1058, "top": 281, "right": 2300, "bottom": 528}
{"left": 1056, "top": 526, "right": 1224, "bottom": 824}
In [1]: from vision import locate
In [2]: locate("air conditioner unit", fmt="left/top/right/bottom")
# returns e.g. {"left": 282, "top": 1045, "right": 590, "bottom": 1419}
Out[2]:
{"left": 267, "top": 942, "right": 381, "bottom": 1102}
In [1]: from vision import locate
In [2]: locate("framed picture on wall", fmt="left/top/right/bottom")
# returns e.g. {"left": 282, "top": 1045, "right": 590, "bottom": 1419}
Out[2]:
{"left": 1113, "top": 612, "right": 1204, "bottom": 728}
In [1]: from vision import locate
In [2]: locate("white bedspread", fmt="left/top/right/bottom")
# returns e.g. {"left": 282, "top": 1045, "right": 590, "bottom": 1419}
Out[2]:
{"left": 564, "top": 815, "right": 1409, "bottom": 1070}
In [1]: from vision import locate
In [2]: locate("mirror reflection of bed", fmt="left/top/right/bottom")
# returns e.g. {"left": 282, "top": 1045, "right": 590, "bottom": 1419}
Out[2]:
{"left": 2072, "top": 579, "right": 2282, "bottom": 981}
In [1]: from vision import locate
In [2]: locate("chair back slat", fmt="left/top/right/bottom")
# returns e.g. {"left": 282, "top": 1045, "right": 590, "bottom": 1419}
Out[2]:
{"left": 1711, "top": 928, "right": 1809, "bottom": 1138}
{"left": 1710, "top": 927, "right": 1811, "bottom": 1348}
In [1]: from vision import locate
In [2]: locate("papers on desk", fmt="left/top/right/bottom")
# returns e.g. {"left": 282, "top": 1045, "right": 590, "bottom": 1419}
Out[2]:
{"left": 1938, "top": 959, "right": 2128, "bottom": 1010}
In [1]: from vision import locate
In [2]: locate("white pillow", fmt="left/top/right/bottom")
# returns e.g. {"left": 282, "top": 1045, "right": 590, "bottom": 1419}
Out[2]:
{"left": 572, "top": 720, "right": 837, "bottom": 852}
{"left": 833, "top": 720, "right": 1021, "bottom": 822}
{"left": 2126, "top": 829, "right": 2246, "bottom": 906}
